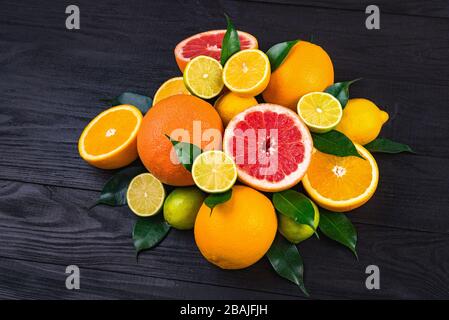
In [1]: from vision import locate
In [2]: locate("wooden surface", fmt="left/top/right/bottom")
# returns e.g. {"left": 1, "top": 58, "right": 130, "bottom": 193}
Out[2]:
{"left": 0, "top": 0, "right": 448, "bottom": 299}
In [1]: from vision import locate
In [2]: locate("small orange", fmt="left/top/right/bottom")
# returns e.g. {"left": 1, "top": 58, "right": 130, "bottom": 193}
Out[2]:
{"left": 137, "top": 95, "right": 223, "bottom": 186}
{"left": 263, "top": 41, "right": 334, "bottom": 110}
{"left": 194, "top": 185, "right": 277, "bottom": 269}
{"left": 153, "top": 77, "right": 190, "bottom": 105}
{"left": 78, "top": 105, "right": 142, "bottom": 169}
{"left": 302, "top": 144, "right": 379, "bottom": 212}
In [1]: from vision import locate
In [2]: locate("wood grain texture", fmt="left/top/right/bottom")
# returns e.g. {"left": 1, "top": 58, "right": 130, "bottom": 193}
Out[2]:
{"left": 0, "top": 180, "right": 448, "bottom": 299}
{"left": 235, "top": 0, "right": 449, "bottom": 18}
{"left": 0, "top": 0, "right": 449, "bottom": 299}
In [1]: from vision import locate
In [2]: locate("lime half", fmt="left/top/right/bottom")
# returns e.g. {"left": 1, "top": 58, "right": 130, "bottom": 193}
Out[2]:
{"left": 297, "top": 92, "right": 342, "bottom": 133}
{"left": 183, "top": 56, "right": 224, "bottom": 99}
{"left": 126, "top": 173, "right": 165, "bottom": 217}
{"left": 192, "top": 151, "right": 237, "bottom": 193}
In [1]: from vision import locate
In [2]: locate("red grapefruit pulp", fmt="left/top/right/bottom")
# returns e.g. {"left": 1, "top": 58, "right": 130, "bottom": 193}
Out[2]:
{"left": 223, "top": 104, "right": 313, "bottom": 192}
{"left": 174, "top": 30, "right": 258, "bottom": 72}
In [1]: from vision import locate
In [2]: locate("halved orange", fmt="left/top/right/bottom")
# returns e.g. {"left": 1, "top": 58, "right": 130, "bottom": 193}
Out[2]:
{"left": 153, "top": 77, "right": 190, "bottom": 105}
{"left": 78, "top": 105, "right": 143, "bottom": 169}
{"left": 302, "top": 144, "right": 379, "bottom": 212}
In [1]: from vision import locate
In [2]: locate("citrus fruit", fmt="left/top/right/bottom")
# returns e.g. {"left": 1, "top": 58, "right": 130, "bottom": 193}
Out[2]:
{"left": 223, "top": 49, "right": 271, "bottom": 97}
{"left": 126, "top": 173, "right": 165, "bottom": 217}
{"left": 192, "top": 150, "right": 237, "bottom": 193}
{"left": 223, "top": 104, "right": 313, "bottom": 192}
{"left": 194, "top": 185, "right": 277, "bottom": 269}
{"left": 297, "top": 92, "right": 342, "bottom": 133}
{"left": 278, "top": 199, "right": 320, "bottom": 244}
{"left": 263, "top": 41, "right": 334, "bottom": 110}
{"left": 137, "top": 95, "right": 223, "bottom": 186}
{"left": 302, "top": 144, "right": 379, "bottom": 212}
{"left": 153, "top": 77, "right": 190, "bottom": 105}
{"left": 163, "top": 187, "right": 206, "bottom": 230}
{"left": 183, "top": 56, "right": 224, "bottom": 99}
{"left": 78, "top": 105, "right": 142, "bottom": 169}
{"left": 214, "top": 92, "right": 258, "bottom": 126}
{"left": 336, "top": 98, "right": 389, "bottom": 145}
{"left": 174, "top": 30, "right": 258, "bottom": 72}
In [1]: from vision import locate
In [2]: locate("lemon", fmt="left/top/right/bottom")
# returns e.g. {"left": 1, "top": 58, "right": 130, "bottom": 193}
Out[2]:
{"left": 183, "top": 56, "right": 224, "bottom": 99}
{"left": 163, "top": 187, "right": 206, "bottom": 230}
{"left": 192, "top": 150, "right": 237, "bottom": 193}
{"left": 214, "top": 92, "right": 258, "bottom": 126}
{"left": 297, "top": 92, "right": 342, "bottom": 133}
{"left": 223, "top": 49, "right": 270, "bottom": 97}
{"left": 278, "top": 199, "right": 320, "bottom": 244}
{"left": 336, "top": 98, "right": 389, "bottom": 145}
{"left": 126, "top": 173, "right": 165, "bottom": 217}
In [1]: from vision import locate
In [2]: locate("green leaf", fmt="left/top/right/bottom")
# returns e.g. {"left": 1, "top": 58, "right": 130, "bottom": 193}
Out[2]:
{"left": 266, "top": 40, "right": 299, "bottom": 72}
{"left": 272, "top": 190, "right": 316, "bottom": 231}
{"left": 109, "top": 92, "right": 153, "bottom": 114}
{"left": 364, "top": 138, "right": 414, "bottom": 154}
{"left": 94, "top": 165, "right": 147, "bottom": 207}
{"left": 267, "top": 234, "right": 309, "bottom": 296}
{"left": 319, "top": 209, "right": 358, "bottom": 259}
{"left": 312, "top": 130, "right": 363, "bottom": 158}
{"left": 220, "top": 14, "right": 240, "bottom": 66}
{"left": 325, "top": 79, "right": 361, "bottom": 108}
{"left": 205, "top": 189, "right": 232, "bottom": 213}
{"left": 165, "top": 134, "right": 202, "bottom": 172}
{"left": 133, "top": 215, "right": 171, "bottom": 256}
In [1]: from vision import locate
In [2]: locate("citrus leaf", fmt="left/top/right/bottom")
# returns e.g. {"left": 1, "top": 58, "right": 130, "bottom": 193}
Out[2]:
{"left": 94, "top": 165, "right": 147, "bottom": 207}
{"left": 133, "top": 215, "right": 170, "bottom": 256}
{"left": 108, "top": 92, "right": 153, "bottom": 114}
{"left": 319, "top": 209, "right": 358, "bottom": 259}
{"left": 273, "top": 190, "right": 316, "bottom": 231}
{"left": 266, "top": 40, "right": 299, "bottom": 72}
{"left": 325, "top": 79, "right": 361, "bottom": 108}
{"left": 205, "top": 189, "right": 232, "bottom": 214}
{"left": 165, "top": 134, "right": 202, "bottom": 172}
{"left": 312, "top": 130, "right": 363, "bottom": 158}
{"left": 267, "top": 234, "right": 309, "bottom": 297}
{"left": 220, "top": 14, "right": 240, "bottom": 66}
{"left": 364, "top": 138, "right": 414, "bottom": 154}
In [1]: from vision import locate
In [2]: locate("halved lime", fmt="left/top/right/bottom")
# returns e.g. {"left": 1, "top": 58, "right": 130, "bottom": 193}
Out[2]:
{"left": 297, "top": 92, "right": 342, "bottom": 133}
{"left": 183, "top": 55, "right": 224, "bottom": 99}
{"left": 191, "top": 150, "right": 237, "bottom": 193}
{"left": 126, "top": 173, "right": 165, "bottom": 217}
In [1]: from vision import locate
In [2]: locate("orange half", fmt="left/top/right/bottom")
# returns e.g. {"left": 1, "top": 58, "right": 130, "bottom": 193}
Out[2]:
{"left": 153, "top": 77, "right": 190, "bottom": 105}
{"left": 302, "top": 144, "right": 379, "bottom": 212}
{"left": 78, "top": 104, "right": 143, "bottom": 169}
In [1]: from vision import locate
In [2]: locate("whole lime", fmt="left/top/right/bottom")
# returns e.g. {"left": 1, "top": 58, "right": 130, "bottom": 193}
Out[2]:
{"left": 163, "top": 187, "right": 206, "bottom": 230}
{"left": 278, "top": 200, "right": 320, "bottom": 244}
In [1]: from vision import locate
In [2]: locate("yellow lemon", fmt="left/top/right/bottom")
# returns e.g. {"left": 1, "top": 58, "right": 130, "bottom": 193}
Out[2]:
{"left": 336, "top": 98, "right": 389, "bottom": 145}
{"left": 214, "top": 92, "right": 258, "bottom": 126}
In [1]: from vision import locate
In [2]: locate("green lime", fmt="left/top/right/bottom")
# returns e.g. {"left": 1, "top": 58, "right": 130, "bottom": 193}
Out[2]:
{"left": 278, "top": 200, "right": 320, "bottom": 244}
{"left": 163, "top": 187, "right": 206, "bottom": 230}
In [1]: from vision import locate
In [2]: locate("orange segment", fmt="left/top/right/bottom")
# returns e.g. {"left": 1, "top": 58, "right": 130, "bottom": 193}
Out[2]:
{"left": 78, "top": 105, "right": 142, "bottom": 169}
{"left": 153, "top": 77, "right": 190, "bottom": 105}
{"left": 302, "top": 144, "right": 379, "bottom": 212}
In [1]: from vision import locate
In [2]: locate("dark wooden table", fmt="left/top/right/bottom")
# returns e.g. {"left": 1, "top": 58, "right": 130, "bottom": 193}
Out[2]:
{"left": 1, "top": 0, "right": 448, "bottom": 299}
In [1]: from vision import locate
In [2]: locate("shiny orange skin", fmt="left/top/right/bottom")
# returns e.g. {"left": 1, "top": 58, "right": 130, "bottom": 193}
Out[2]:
{"left": 263, "top": 41, "right": 334, "bottom": 110}
{"left": 137, "top": 95, "right": 223, "bottom": 186}
{"left": 194, "top": 185, "right": 277, "bottom": 269}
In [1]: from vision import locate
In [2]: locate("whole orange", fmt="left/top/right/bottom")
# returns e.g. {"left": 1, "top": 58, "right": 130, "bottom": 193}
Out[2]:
{"left": 194, "top": 185, "right": 277, "bottom": 269}
{"left": 262, "top": 41, "right": 334, "bottom": 110}
{"left": 137, "top": 95, "right": 223, "bottom": 186}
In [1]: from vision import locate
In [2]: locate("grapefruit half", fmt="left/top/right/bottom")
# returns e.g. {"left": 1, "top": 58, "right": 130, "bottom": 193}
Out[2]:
{"left": 174, "top": 30, "right": 258, "bottom": 72}
{"left": 223, "top": 104, "right": 313, "bottom": 192}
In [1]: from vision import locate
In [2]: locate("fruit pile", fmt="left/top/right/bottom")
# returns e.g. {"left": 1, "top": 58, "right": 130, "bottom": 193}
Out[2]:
{"left": 78, "top": 16, "right": 411, "bottom": 295}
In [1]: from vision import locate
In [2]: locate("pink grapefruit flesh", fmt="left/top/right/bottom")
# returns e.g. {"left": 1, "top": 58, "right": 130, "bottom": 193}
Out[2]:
{"left": 223, "top": 104, "right": 313, "bottom": 192}
{"left": 174, "top": 30, "right": 258, "bottom": 72}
